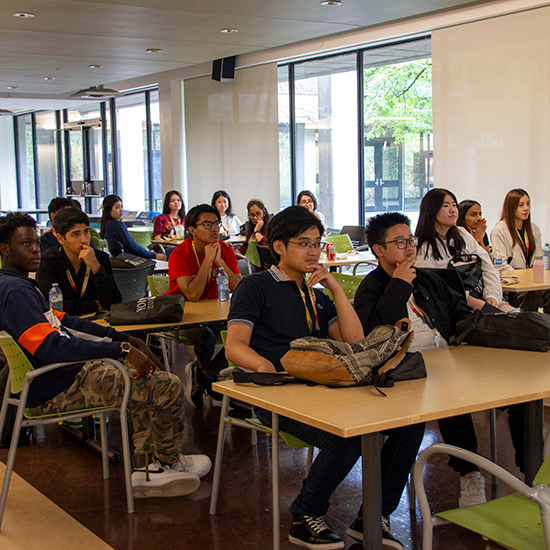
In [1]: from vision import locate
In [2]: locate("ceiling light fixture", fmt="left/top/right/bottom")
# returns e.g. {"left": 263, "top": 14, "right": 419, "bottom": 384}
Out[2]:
{"left": 146, "top": 48, "right": 162, "bottom": 53}
{"left": 220, "top": 28, "right": 238, "bottom": 33}
{"left": 70, "top": 85, "right": 122, "bottom": 99}
{"left": 320, "top": 1, "right": 341, "bottom": 5}
{"left": 89, "top": 64, "right": 103, "bottom": 69}
{"left": 13, "top": 12, "right": 35, "bottom": 18}
{"left": 43, "top": 77, "right": 56, "bottom": 80}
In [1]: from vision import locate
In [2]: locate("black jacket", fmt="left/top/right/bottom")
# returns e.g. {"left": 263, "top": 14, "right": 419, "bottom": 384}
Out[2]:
{"left": 36, "top": 246, "right": 122, "bottom": 315}
{"left": 354, "top": 264, "right": 473, "bottom": 344}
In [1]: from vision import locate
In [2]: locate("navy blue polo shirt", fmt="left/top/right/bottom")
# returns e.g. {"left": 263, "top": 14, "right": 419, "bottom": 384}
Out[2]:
{"left": 228, "top": 265, "right": 338, "bottom": 372}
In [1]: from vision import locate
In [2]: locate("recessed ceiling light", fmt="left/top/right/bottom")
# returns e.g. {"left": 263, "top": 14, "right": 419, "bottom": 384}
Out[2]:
{"left": 89, "top": 64, "right": 103, "bottom": 69}
{"left": 13, "top": 12, "right": 35, "bottom": 18}
{"left": 6, "top": 86, "right": 18, "bottom": 90}
{"left": 220, "top": 28, "right": 238, "bottom": 33}
{"left": 146, "top": 48, "right": 162, "bottom": 53}
{"left": 320, "top": 1, "right": 341, "bottom": 5}
{"left": 43, "top": 77, "right": 56, "bottom": 81}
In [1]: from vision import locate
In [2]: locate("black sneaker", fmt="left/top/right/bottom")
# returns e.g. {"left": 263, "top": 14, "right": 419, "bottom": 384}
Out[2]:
{"left": 289, "top": 514, "right": 344, "bottom": 549}
{"left": 184, "top": 362, "right": 205, "bottom": 409}
{"left": 345, "top": 516, "right": 404, "bottom": 550}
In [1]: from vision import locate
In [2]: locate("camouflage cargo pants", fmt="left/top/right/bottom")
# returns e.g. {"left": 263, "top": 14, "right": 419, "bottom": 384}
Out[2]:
{"left": 27, "top": 359, "right": 184, "bottom": 464}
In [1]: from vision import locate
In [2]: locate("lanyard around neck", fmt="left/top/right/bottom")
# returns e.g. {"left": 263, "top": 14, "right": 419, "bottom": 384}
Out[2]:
{"left": 192, "top": 240, "right": 216, "bottom": 296}
{"left": 278, "top": 266, "right": 319, "bottom": 334}
{"left": 66, "top": 266, "right": 91, "bottom": 298}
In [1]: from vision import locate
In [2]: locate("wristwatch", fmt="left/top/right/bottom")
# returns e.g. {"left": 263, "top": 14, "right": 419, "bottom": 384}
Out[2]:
{"left": 120, "top": 341, "right": 132, "bottom": 359}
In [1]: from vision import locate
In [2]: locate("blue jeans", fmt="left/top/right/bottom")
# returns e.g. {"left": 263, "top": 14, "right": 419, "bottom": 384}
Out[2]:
{"left": 255, "top": 407, "right": 425, "bottom": 518}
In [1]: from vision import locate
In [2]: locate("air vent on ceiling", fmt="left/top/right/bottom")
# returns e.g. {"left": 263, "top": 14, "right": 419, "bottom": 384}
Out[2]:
{"left": 70, "top": 85, "right": 122, "bottom": 99}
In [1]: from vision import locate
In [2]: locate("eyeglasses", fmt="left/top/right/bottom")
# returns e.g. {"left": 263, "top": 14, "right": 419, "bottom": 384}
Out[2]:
{"left": 249, "top": 211, "right": 263, "bottom": 219}
{"left": 380, "top": 236, "right": 418, "bottom": 249}
{"left": 288, "top": 241, "right": 322, "bottom": 251}
{"left": 299, "top": 200, "right": 314, "bottom": 205}
{"left": 196, "top": 220, "right": 222, "bottom": 230}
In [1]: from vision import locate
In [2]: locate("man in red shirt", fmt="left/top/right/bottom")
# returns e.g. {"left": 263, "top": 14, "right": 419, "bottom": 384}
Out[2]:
{"left": 168, "top": 204, "right": 241, "bottom": 407}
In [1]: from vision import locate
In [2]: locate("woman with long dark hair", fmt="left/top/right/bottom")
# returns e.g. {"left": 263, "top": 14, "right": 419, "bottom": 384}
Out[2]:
{"left": 238, "top": 199, "right": 271, "bottom": 255}
{"left": 415, "top": 188, "right": 501, "bottom": 308}
{"left": 211, "top": 190, "right": 242, "bottom": 236}
{"left": 100, "top": 194, "right": 166, "bottom": 260}
{"left": 491, "top": 188, "right": 550, "bottom": 311}
{"left": 297, "top": 190, "right": 327, "bottom": 231}
{"left": 457, "top": 199, "right": 491, "bottom": 254}
{"left": 153, "top": 190, "right": 186, "bottom": 240}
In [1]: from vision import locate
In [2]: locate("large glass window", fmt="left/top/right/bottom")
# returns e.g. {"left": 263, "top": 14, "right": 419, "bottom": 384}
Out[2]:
{"left": 35, "top": 112, "right": 59, "bottom": 209}
{"left": 149, "top": 90, "right": 162, "bottom": 212}
{"left": 15, "top": 115, "right": 36, "bottom": 209}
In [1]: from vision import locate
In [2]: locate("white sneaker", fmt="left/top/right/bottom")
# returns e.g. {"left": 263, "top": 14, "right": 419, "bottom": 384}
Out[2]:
{"left": 132, "top": 461, "right": 200, "bottom": 498}
{"left": 172, "top": 453, "right": 212, "bottom": 478}
{"left": 459, "top": 471, "right": 486, "bottom": 507}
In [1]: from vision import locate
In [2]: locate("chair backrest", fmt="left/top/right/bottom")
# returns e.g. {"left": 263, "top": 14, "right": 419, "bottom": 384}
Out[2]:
{"left": 0, "top": 332, "right": 33, "bottom": 394}
{"left": 257, "top": 245, "right": 277, "bottom": 271}
{"left": 128, "top": 229, "right": 153, "bottom": 249}
{"left": 325, "top": 227, "right": 341, "bottom": 237}
{"left": 244, "top": 240, "right": 261, "bottom": 268}
{"left": 340, "top": 225, "right": 366, "bottom": 245}
{"left": 324, "top": 234, "right": 353, "bottom": 254}
{"left": 323, "top": 272, "right": 364, "bottom": 301}
{"left": 148, "top": 275, "right": 170, "bottom": 297}
{"left": 113, "top": 263, "right": 156, "bottom": 302}
{"left": 106, "top": 239, "right": 123, "bottom": 257}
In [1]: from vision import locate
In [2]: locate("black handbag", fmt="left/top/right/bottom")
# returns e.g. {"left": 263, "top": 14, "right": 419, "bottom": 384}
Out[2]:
{"left": 453, "top": 309, "right": 550, "bottom": 352}
{"left": 448, "top": 254, "right": 484, "bottom": 299}
{"left": 109, "top": 295, "right": 185, "bottom": 325}
{"left": 110, "top": 253, "right": 156, "bottom": 270}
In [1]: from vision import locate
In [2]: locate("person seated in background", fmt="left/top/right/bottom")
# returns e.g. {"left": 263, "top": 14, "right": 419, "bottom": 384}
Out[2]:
{"left": 153, "top": 190, "right": 186, "bottom": 240}
{"left": 40, "top": 197, "right": 73, "bottom": 253}
{"left": 297, "top": 190, "right": 327, "bottom": 232}
{"left": 414, "top": 188, "right": 506, "bottom": 310}
{"left": 457, "top": 199, "right": 491, "bottom": 254}
{"left": 36, "top": 207, "right": 122, "bottom": 315}
{"left": 211, "top": 190, "right": 243, "bottom": 237}
{"left": 226, "top": 206, "right": 424, "bottom": 550}
{"left": 354, "top": 212, "right": 526, "bottom": 508}
{"left": 0, "top": 212, "right": 211, "bottom": 498}
{"left": 167, "top": 204, "right": 241, "bottom": 408}
{"left": 70, "top": 199, "right": 101, "bottom": 249}
{"left": 238, "top": 199, "right": 271, "bottom": 256}
{"left": 100, "top": 194, "right": 166, "bottom": 260}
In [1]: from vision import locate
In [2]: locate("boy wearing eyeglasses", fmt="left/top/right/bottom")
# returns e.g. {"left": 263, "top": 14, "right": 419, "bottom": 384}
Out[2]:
{"left": 226, "top": 206, "right": 424, "bottom": 550}
{"left": 167, "top": 204, "right": 241, "bottom": 408}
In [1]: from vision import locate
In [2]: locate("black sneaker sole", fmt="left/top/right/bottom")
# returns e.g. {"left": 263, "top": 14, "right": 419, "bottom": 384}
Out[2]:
{"left": 288, "top": 535, "right": 344, "bottom": 549}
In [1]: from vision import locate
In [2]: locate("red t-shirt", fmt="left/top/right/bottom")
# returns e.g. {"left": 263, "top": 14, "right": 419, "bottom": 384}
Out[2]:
{"left": 167, "top": 237, "right": 240, "bottom": 300}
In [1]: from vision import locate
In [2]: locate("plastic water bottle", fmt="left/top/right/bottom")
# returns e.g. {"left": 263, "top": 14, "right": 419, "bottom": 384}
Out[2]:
{"left": 543, "top": 243, "right": 550, "bottom": 270}
{"left": 49, "top": 283, "right": 64, "bottom": 312}
{"left": 492, "top": 250, "right": 506, "bottom": 273}
{"left": 175, "top": 224, "right": 184, "bottom": 239}
{"left": 217, "top": 268, "right": 229, "bottom": 301}
{"left": 533, "top": 257, "right": 545, "bottom": 283}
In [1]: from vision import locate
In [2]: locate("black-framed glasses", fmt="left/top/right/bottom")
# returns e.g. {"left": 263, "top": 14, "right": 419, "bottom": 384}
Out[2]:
{"left": 299, "top": 200, "right": 314, "bottom": 205}
{"left": 197, "top": 220, "right": 222, "bottom": 230}
{"left": 288, "top": 241, "right": 322, "bottom": 251}
{"left": 249, "top": 211, "right": 263, "bottom": 219}
{"left": 380, "top": 236, "right": 418, "bottom": 249}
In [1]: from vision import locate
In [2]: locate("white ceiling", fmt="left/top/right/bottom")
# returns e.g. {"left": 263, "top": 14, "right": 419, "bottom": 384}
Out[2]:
{"left": 0, "top": 0, "right": 492, "bottom": 107}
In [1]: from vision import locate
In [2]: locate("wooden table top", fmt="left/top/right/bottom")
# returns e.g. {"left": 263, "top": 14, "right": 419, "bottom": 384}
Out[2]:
{"left": 213, "top": 345, "right": 550, "bottom": 438}
{"left": 500, "top": 268, "right": 550, "bottom": 292}
{"left": 319, "top": 250, "right": 377, "bottom": 268}
{"left": 95, "top": 298, "right": 230, "bottom": 333}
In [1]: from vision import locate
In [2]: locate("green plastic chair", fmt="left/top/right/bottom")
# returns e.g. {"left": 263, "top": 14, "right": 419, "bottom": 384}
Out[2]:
{"left": 210, "top": 331, "right": 315, "bottom": 525}
{"left": 0, "top": 332, "right": 134, "bottom": 528}
{"left": 324, "top": 233, "right": 353, "bottom": 253}
{"left": 323, "top": 272, "right": 364, "bottom": 302}
{"left": 127, "top": 228, "right": 153, "bottom": 249}
{"left": 414, "top": 443, "right": 550, "bottom": 550}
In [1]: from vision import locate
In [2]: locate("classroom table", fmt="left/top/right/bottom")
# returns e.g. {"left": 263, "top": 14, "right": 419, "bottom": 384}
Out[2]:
{"left": 319, "top": 250, "right": 377, "bottom": 273}
{"left": 212, "top": 345, "right": 550, "bottom": 550}
{"left": 500, "top": 267, "right": 550, "bottom": 292}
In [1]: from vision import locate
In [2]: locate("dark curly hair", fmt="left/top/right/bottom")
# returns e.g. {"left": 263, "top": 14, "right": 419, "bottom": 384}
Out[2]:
{"left": 0, "top": 212, "right": 37, "bottom": 246}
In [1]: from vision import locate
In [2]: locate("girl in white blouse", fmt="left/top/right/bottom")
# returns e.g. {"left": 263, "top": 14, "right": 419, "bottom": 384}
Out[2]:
{"left": 211, "top": 190, "right": 243, "bottom": 236}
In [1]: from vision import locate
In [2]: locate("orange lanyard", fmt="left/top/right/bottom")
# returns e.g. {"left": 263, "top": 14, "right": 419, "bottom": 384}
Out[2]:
{"left": 278, "top": 267, "right": 319, "bottom": 333}
{"left": 66, "top": 266, "right": 91, "bottom": 298}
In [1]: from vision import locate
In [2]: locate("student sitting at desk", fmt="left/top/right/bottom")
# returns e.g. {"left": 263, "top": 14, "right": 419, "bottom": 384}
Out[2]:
{"left": 167, "top": 204, "right": 241, "bottom": 408}
{"left": 0, "top": 212, "right": 211, "bottom": 498}
{"left": 226, "top": 206, "right": 425, "bottom": 550}
{"left": 36, "top": 207, "right": 122, "bottom": 315}
{"left": 354, "top": 212, "right": 526, "bottom": 510}
{"left": 40, "top": 197, "right": 73, "bottom": 254}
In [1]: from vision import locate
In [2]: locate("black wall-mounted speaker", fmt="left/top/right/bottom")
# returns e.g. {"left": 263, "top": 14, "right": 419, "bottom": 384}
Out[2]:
{"left": 212, "top": 56, "right": 236, "bottom": 82}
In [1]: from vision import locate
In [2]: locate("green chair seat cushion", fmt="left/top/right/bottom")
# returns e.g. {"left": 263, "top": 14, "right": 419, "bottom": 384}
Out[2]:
{"left": 245, "top": 418, "right": 312, "bottom": 448}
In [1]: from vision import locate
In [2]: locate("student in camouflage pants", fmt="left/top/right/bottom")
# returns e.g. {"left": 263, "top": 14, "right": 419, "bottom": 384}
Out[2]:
{"left": 27, "top": 359, "right": 184, "bottom": 464}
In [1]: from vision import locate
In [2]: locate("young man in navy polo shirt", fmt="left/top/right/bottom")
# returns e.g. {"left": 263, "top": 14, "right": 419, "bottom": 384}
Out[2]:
{"left": 226, "top": 206, "right": 425, "bottom": 550}
{"left": 167, "top": 204, "right": 241, "bottom": 408}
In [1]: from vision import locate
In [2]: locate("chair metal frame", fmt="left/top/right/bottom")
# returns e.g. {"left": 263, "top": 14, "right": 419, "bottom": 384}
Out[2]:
{"left": 0, "top": 333, "right": 134, "bottom": 529}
